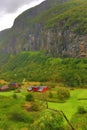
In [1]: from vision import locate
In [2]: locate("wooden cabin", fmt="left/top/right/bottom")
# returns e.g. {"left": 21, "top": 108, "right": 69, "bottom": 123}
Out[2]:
{"left": 8, "top": 82, "right": 19, "bottom": 89}
{"left": 0, "top": 86, "right": 9, "bottom": 91}
{"left": 27, "top": 86, "right": 48, "bottom": 92}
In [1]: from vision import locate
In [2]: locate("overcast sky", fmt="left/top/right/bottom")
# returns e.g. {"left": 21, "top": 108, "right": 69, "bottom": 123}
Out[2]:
{"left": 0, "top": 0, "right": 45, "bottom": 31}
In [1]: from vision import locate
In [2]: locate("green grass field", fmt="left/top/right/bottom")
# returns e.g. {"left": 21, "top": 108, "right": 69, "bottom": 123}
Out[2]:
{"left": 0, "top": 87, "right": 87, "bottom": 130}
{"left": 0, "top": 88, "right": 87, "bottom": 120}
{"left": 48, "top": 89, "right": 87, "bottom": 119}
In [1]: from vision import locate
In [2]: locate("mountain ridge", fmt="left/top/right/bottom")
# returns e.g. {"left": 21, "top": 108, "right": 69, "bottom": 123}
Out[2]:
{"left": 0, "top": 0, "right": 87, "bottom": 57}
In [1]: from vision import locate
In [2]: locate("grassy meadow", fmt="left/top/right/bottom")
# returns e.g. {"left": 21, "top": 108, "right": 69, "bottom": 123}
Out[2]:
{"left": 0, "top": 82, "right": 87, "bottom": 130}
{"left": 49, "top": 88, "right": 87, "bottom": 119}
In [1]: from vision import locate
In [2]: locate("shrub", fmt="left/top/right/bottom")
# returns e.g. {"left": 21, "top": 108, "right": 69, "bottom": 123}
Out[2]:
{"left": 71, "top": 113, "right": 87, "bottom": 130}
{"left": 77, "top": 106, "right": 87, "bottom": 114}
{"left": 14, "top": 89, "right": 21, "bottom": 93}
{"left": 31, "top": 102, "right": 39, "bottom": 111}
{"left": 9, "top": 110, "right": 33, "bottom": 123}
{"left": 26, "top": 93, "right": 34, "bottom": 102}
{"left": 0, "top": 121, "right": 13, "bottom": 130}
{"left": 48, "top": 91, "right": 53, "bottom": 98}
{"left": 31, "top": 110, "right": 64, "bottom": 130}
{"left": 57, "top": 87, "right": 70, "bottom": 101}
{"left": 13, "top": 94, "right": 18, "bottom": 99}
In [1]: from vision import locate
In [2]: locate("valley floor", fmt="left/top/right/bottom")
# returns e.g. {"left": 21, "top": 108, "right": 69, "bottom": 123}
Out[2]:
{"left": 0, "top": 81, "right": 87, "bottom": 129}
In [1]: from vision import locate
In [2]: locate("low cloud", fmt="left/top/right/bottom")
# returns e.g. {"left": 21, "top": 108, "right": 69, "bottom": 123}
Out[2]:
{"left": 0, "top": 0, "right": 45, "bottom": 31}
{"left": 0, "top": 0, "right": 45, "bottom": 14}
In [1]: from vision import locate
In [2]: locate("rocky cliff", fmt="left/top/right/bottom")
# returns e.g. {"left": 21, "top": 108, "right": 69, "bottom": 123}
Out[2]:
{"left": 0, "top": 0, "right": 87, "bottom": 57}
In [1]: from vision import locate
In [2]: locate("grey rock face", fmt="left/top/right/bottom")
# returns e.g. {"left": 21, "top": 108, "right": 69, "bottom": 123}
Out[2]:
{"left": 0, "top": 0, "right": 87, "bottom": 58}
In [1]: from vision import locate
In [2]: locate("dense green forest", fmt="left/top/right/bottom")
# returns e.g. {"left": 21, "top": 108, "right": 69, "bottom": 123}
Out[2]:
{"left": 0, "top": 51, "right": 87, "bottom": 87}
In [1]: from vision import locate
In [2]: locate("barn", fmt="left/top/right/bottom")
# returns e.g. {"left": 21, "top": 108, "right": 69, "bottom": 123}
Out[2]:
{"left": 27, "top": 86, "right": 48, "bottom": 92}
{"left": 38, "top": 86, "right": 48, "bottom": 92}
{"left": 0, "top": 86, "right": 9, "bottom": 91}
{"left": 27, "top": 86, "right": 39, "bottom": 92}
{"left": 8, "top": 82, "right": 19, "bottom": 89}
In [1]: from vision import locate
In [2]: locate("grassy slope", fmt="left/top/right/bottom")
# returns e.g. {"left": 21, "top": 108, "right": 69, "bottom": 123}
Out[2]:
{"left": 0, "top": 96, "right": 34, "bottom": 130}
{"left": 0, "top": 52, "right": 10, "bottom": 66}
{"left": 49, "top": 89, "right": 87, "bottom": 119}
{"left": 40, "top": 0, "right": 87, "bottom": 34}
{"left": 16, "top": 0, "right": 87, "bottom": 34}
{"left": 18, "top": 0, "right": 87, "bottom": 34}
{"left": 0, "top": 88, "right": 87, "bottom": 120}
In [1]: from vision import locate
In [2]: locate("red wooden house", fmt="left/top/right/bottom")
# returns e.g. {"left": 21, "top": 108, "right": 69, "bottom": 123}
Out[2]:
{"left": 27, "top": 86, "right": 39, "bottom": 92}
{"left": 0, "top": 83, "right": 19, "bottom": 92}
{"left": 27, "top": 86, "right": 48, "bottom": 92}
{"left": 0, "top": 86, "right": 9, "bottom": 91}
{"left": 8, "top": 82, "right": 19, "bottom": 89}
{"left": 38, "top": 86, "right": 48, "bottom": 92}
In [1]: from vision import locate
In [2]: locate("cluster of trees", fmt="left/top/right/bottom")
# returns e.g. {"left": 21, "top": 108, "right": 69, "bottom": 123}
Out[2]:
{"left": 0, "top": 51, "right": 87, "bottom": 87}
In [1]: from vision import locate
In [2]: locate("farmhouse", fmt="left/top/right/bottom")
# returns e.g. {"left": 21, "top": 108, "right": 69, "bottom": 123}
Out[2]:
{"left": 8, "top": 82, "right": 19, "bottom": 89}
{"left": 27, "top": 86, "right": 48, "bottom": 92}
{"left": 0, "top": 86, "right": 9, "bottom": 91}
{"left": 0, "top": 82, "right": 19, "bottom": 92}
{"left": 38, "top": 86, "right": 48, "bottom": 92}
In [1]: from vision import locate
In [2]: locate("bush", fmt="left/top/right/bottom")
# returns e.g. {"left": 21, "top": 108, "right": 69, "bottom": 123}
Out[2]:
{"left": 13, "top": 94, "right": 18, "bottom": 99}
{"left": 77, "top": 106, "right": 87, "bottom": 114}
{"left": 48, "top": 91, "right": 53, "bottom": 98}
{"left": 26, "top": 93, "right": 34, "bottom": 102}
{"left": 71, "top": 113, "right": 87, "bottom": 130}
{"left": 31, "top": 110, "right": 64, "bottom": 130}
{"left": 0, "top": 121, "right": 13, "bottom": 130}
{"left": 57, "top": 87, "right": 70, "bottom": 101}
{"left": 31, "top": 102, "right": 39, "bottom": 111}
{"left": 14, "top": 88, "right": 21, "bottom": 93}
{"left": 9, "top": 110, "right": 33, "bottom": 123}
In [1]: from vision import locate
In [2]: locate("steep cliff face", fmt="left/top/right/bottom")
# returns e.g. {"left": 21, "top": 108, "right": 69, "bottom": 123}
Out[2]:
{"left": 0, "top": 0, "right": 87, "bottom": 57}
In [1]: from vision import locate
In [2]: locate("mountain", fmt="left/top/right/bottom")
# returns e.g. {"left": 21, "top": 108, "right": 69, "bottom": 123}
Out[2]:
{"left": 0, "top": 0, "right": 87, "bottom": 57}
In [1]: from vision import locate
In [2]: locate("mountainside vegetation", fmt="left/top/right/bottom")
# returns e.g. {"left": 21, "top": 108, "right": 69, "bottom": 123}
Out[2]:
{"left": 0, "top": 51, "right": 87, "bottom": 87}
{"left": 0, "top": 0, "right": 86, "bottom": 87}
{"left": 0, "top": 0, "right": 87, "bottom": 57}
{"left": 43, "top": 0, "right": 87, "bottom": 34}
{"left": 0, "top": 1, "right": 87, "bottom": 130}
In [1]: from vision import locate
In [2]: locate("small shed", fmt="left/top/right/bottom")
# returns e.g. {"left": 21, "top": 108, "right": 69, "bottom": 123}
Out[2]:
{"left": 8, "top": 82, "right": 19, "bottom": 89}
{"left": 38, "top": 86, "right": 48, "bottom": 92}
{"left": 0, "top": 86, "right": 9, "bottom": 91}
{"left": 27, "top": 86, "right": 39, "bottom": 92}
{"left": 27, "top": 86, "right": 48, "bottom": 92}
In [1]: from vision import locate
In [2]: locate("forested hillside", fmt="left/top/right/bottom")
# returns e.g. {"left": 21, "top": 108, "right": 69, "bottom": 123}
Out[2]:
{"left": 0, "top": 0, "right": 87, "bottom": 57}
{"left": 0, "top": 0, "right": 87, "bottom": 86}
{"left": 0, "top": 51, "right": 87, "bottom": 87}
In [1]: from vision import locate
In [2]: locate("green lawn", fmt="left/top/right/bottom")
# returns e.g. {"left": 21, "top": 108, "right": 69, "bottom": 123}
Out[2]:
{"left": 0, "top": 90, "right": 34, "bottom": 130}
{"left": 48, "top": 89, "right": 87, "bottom": 119}
{"left": 0, "top": 88, "right": 87, "bottom": 120}
{"left": 0, "top": 89, "right": 27, "bottom": 98}
{"left": 0, "top": 91, "right": 14, "bottom": 96}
